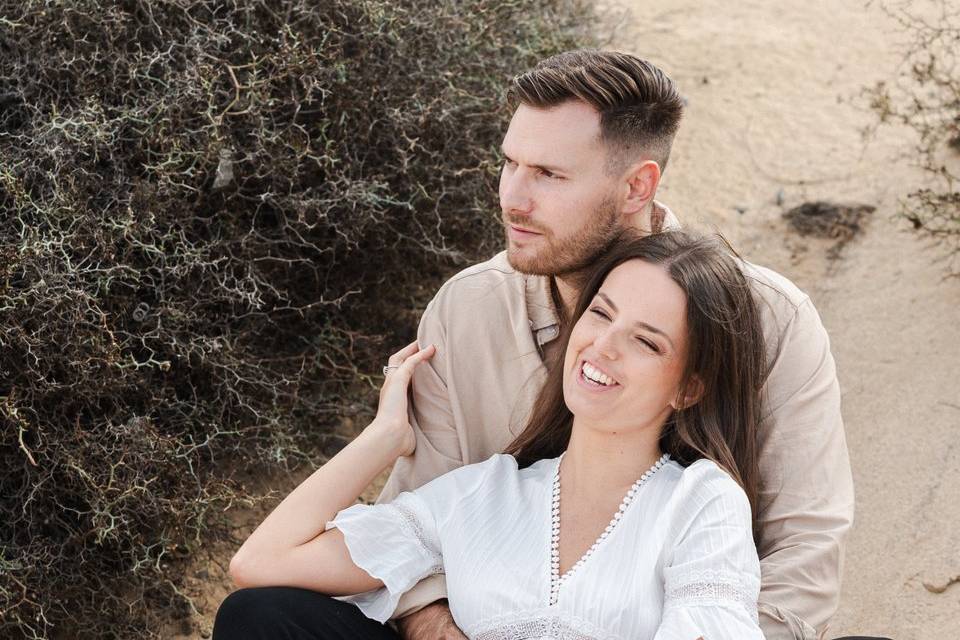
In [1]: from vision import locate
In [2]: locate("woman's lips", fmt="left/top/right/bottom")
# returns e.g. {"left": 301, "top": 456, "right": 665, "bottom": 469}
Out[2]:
{"left": 576, "top": 360, "right": 620, "bottom": 393}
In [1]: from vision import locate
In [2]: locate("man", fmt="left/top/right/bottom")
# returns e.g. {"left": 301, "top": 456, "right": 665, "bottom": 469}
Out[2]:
{"left": 214, "top": 50, "right": 855, "bottom": 640}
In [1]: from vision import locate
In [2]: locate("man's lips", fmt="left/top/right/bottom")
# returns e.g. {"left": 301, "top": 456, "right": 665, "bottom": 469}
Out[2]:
{"left": 507, "top": 224, "right": 542, "bottom": 239}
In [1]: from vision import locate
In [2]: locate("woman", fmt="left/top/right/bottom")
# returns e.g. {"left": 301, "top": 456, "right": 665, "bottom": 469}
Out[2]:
{"left": 226, "top": 230, "right": 767, "bottom": 639}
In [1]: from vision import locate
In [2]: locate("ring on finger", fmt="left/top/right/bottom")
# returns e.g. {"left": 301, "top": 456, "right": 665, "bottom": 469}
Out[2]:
{"left": 383, "top": 365, "right": 400, "bottom": 376}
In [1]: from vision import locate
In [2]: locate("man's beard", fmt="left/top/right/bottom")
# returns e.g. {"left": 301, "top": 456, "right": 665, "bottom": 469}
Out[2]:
{"left": 505, "top": 197, "right": 622, "bottom": 278}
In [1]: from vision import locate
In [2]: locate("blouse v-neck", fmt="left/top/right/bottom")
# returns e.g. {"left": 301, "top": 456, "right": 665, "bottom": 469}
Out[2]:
{"left": 547, "top": 452, "right": 671, "bottom": 606}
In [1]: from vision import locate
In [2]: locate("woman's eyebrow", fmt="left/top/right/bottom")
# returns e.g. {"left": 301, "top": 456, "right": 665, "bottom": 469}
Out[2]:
{"left": 596, "top": 292, "right": 675, "bottom": 349}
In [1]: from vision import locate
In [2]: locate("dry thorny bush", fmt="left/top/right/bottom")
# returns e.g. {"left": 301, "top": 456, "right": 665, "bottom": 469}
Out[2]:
{"left": 865, "top": 0, "right": 960, "bottom": 276}
{"left": 0, "top": 1, "right": 594, "bottom": 637}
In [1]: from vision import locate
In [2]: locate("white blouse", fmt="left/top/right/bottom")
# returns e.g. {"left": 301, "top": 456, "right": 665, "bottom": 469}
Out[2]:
{"left": 326, "top": 454, "right": 762, "bottom": 640}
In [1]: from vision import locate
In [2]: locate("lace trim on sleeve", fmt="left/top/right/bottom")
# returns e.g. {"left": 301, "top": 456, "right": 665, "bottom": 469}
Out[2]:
{"left": 473, "top": 613, "right": 606, "bottom": 640}
{"left": 663, "top": 569, "right": 759, "bottom": 623}
{"left": 390, "top": 495, "right": 443, "bottom": 574}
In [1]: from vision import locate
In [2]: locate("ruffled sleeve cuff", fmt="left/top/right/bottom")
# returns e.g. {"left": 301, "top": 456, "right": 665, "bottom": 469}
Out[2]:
{"left": 325, "top": 492, "right": 444, "bottom": 623}
{"left": 655, "top": 568, "right": 763, "bottom": 640}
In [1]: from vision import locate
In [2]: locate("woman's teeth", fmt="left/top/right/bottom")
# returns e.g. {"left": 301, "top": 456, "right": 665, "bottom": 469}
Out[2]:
{"left": 582, "top": 362, "right": 615, "bottom": 386}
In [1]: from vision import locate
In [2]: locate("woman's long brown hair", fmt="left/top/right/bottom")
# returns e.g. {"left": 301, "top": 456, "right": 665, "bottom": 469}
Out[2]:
{"left": 504, "top": 230, "right": 768, "bottom": 538}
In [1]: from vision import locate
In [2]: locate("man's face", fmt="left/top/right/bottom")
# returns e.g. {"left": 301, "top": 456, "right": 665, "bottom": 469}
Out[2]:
{"left": 499, "top": 101, "right": 624, "bottom": 276}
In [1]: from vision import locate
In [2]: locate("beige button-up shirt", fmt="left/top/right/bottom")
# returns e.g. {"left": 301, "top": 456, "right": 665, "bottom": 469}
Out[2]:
{"left": 378, "top": 208, "right": 854, "bottom": 640}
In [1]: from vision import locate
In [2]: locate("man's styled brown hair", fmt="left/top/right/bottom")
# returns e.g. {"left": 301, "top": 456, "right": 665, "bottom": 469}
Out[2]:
{"left": 505, "top": 230, "right": 767, "bottom": 539}
{"left": 507, "top": 49, "right": 684, "bottom": 174}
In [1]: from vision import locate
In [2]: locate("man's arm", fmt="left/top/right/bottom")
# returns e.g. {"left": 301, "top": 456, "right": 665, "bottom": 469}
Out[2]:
{"left": 756, "top": 297, "right": 855, "bottom": 640}
{"left": 395, "top": 600, "right": 466, "bottom": 640}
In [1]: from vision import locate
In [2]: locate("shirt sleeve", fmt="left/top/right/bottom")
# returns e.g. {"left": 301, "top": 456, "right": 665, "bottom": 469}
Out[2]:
{"left": 328, "top": 455, "right": 500, "bottom": 623}
{"left": 654, "top": 462, "right": 764, "bottom": 640}
{"left": 755, "top": 297, "right": 855, "bottom": 640}
{"left": 325, "top": 492, "right": 443, "bottom": 623}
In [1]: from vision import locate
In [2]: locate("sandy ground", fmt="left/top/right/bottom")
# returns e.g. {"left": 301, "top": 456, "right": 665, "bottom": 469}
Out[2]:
{"left": 171, "top": 1, "right": 959, "bottom": 638}
{"left": 605, "top": 0, "right": 960, "bottom": 637}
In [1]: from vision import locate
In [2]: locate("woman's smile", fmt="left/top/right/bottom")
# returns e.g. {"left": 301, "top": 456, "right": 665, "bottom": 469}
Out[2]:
{"left": 576, "top": 358, "right": 621, "bottom": 392}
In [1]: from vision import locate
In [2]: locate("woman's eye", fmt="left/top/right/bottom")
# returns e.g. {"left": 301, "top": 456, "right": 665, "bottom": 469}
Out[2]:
{"left": 637, "top": 337, "right": 660, "bottom": 353}
{"left": 589, "top": 307, "right": 609, "bottom": 320}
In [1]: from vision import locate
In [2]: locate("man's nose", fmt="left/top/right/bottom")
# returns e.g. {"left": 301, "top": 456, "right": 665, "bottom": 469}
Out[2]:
{"left": 500, "top": 168, "right": 534, "bottom": 216}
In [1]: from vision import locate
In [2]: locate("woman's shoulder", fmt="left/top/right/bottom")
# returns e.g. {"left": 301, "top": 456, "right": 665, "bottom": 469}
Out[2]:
{"left": 478, "top": 453, "right": 559, "bottom": 487}
{"left": 680, "top": 457, "right": 743, "bottom": 486}
{"left": 661, "top": 457, "right": 750, "bottom": 511}
{"left": 426, "top": 453, "right": 516, "bottom": 487}
{"left": 469, "top": 452, "right": 560, "bottom": 475}
{"left": 417, "top": 453, "right": 555, "bottom": 497}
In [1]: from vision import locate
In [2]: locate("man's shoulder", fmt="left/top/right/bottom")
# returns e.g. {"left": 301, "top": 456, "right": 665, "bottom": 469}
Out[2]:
{"left": 738, "top": 258, "right": 811, "bottom": 327}
{"left": 442, "top": 250, "right": 517, "bottom": 285}
{"left": 735, "top": 258, "right": 838, "bottom": 381}
{"left": 428, "top": 250, "right": 529, "bottom": 313}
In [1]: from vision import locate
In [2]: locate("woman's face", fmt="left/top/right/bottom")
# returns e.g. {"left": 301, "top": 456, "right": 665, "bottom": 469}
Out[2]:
{"left": 562, "top": 259, "right": 692, "bottom": 435}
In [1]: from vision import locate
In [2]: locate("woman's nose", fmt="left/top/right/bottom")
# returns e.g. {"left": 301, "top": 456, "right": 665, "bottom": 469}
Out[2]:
{"left": 593, "top": 328, "right": 620, "bottom": 361}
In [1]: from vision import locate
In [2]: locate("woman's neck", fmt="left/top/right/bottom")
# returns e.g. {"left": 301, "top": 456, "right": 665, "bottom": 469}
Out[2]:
{"left": 561, "top": 418, "right": 665, "bottom": 497}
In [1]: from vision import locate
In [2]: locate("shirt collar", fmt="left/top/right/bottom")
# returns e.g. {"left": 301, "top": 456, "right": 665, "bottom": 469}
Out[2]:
{"left": 525, "top": 272, "right": 558, "bottom": 331}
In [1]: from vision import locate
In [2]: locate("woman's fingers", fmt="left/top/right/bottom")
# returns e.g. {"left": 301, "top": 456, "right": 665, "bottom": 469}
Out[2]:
{"left": 403, "top": 343, "right": 435, "bottom": 371}
{"left": 377, "top": 344, "right": 436, "bottom": 423}
{"left": 387, "top": 340, "right": 421, "bottom": 367}
{"left": 386, "top": 342, "right": 435, "bottom": 374}
{"left": 392, "top": 344, "right": 436, "bottom": 380}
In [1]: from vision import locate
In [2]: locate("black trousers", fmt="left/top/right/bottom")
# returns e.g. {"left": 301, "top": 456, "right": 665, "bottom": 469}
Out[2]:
{"left": 213, "top": 587, "right": 400, "bottom": 640}
{"left": 212, "top": 586, "right": 892, "bottom": 640}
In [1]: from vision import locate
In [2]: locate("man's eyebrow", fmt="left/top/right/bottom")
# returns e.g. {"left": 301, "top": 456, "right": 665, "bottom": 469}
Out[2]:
{"left": 596, "top": 292, "right": 675, "bottom": 349}
{"left": 500, "top": 147, "right": 568, "bottom": 174}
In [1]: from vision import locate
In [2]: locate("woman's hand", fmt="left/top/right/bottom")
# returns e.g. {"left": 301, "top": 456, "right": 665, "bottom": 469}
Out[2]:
{"left": 364, "top": 341, "right": 436, "bottom": 458}
{"left": 229, "top": 342, "right": 436, "bottom": 590}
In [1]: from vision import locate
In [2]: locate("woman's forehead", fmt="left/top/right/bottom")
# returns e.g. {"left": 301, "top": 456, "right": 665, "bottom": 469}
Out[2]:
{"left": 597, "top": 260, "right": 687, "bottom": 338}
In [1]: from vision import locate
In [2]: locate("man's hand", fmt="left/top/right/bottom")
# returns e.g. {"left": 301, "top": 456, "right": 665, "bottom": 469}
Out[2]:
{"left": 396, "top": 600, "right": 466, "bottom": 640}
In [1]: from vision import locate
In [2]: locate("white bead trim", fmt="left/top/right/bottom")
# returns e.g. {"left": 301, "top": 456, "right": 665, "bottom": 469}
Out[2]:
{"left": 548, "top": 452, "right": 670, "bottom": 606}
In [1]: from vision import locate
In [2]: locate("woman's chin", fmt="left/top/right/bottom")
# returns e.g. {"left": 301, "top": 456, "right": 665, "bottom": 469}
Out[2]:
{"left": 566, "top": 399, "right": 617, "bottom": 428}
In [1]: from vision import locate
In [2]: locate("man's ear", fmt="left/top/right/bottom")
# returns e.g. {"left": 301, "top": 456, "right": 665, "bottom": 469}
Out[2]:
{"left": 671, "top": 375, "right": 705, "bottom": 411}
{"left": 621, "top": 159, "right": 661, "bottom": 218}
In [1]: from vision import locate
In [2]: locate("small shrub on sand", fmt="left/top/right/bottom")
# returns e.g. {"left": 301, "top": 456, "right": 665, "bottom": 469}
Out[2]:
{"left": 865, "top": 0, "right": 960, "bottom": 275}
